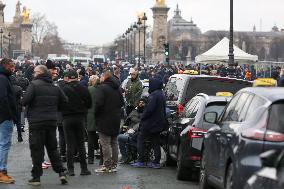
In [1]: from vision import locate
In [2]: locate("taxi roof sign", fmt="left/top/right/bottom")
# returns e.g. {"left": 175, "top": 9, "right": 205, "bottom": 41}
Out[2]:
{"left": 216, "top": 92, "right": 233, "bottom": 97}
{"left": 253, "top": 78, "right": 277, "bottom": 87}
{"left": 183, "top": 70, "right": 198, "bottom": 75}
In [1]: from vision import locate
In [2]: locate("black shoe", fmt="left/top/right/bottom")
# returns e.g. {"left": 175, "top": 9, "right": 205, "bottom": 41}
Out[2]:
{"left": 28, "top": 177, "right": 41, "bottom": 186}
{"left": 80, "top": 169, "right": 91, "bottom": 176}
{"left": 18, "top": 136, "right": 23, "bottom": 142}
{"left": 67, "top": 169, "right": 75, "bottom": 176}
{"left": 88, "top": 159, "right": 94, "bottom": 164}
{"left": 59, "top": 172, "right": 68, "bottom": 185}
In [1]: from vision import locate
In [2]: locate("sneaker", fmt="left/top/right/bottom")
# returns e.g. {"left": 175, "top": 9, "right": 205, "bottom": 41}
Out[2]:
{"left": 95, "top": 166, "right": 112, "bottom": 173}
{"left": 67, "top": 169, "right": 75, "bottom": 176}
{"left": 80, "top": 169, "right": 91, "bottom": 176}
{"left": 131, "top": 162, "right": 146, "bottom": 168}
{"left": 59, "top": 172, "right": 68, "bottom": 185}
{"left": 28, "top": 177, "right": 40, "bottom": 186}
{"left": 148, "top": 162, "right": 161, "bottom": 169}
{"left": 0, "top": 172, "right": 14, "bottom": 184}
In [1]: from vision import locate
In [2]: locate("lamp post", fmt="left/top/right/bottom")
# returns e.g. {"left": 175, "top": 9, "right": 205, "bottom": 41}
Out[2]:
{"left": 122, "top": 34, "right": 126, "bottom": 60}
{"left": 133, "top": 22, "right": 137, "bottom": 65}
{"left": 137, "top": 18, "right": 142, "bottom": 69}
{"left": 0, "top": 28, "right": 3, "bottom": 58}
{"left": 228, "top": 0, "right": 235, "bottom": 76}
{"left": 142, "top": 13, "right": 147, "bottom": 65}
{"left": 8, "top": 32, "right": 11, "bottom": 59}
{"left": 129, "top": 26, "right": 133, "bottom": 64}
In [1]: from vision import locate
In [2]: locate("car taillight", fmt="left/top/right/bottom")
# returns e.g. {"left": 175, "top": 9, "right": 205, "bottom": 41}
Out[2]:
{"left": 187, "top": 127, "right": 207, "bottom": 139}
{"left": 242, "top": 128, "right": 284, "bottom": 142}
{"left": 177, "top": 104, "right": 184, "bottom": 115}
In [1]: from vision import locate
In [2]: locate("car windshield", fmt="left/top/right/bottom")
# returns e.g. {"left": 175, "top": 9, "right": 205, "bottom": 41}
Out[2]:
{"left": 268, "top": 101, "right": 284, "bottom": 133}
{"left": 165, "top": 77, "right": 184, "bottom": 102}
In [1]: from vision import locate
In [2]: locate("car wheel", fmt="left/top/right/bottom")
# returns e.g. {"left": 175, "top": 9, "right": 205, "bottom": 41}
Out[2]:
{"left": 225, "top": 163, "right": 234, "bottom": 189}
{"left": 176, "top": 148, "right": 191, "bottom": 181}
{"left": 199, "top": 151, "right": 213, "bottom": 189}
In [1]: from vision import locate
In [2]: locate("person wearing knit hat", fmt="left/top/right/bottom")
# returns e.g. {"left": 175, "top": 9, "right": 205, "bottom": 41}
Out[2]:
{"left": 46, "top": 60, "right": 58, "bottom": 80}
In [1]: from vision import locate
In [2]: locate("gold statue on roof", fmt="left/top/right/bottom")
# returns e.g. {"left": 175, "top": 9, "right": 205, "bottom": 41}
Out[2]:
{"left": 156, "top": 0, "right": 165, "bottom": 6}
{"left": 21, "top": 6, "right": 30, "bottom": 24}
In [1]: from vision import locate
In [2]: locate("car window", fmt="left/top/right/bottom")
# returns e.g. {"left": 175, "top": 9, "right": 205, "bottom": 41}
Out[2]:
{"left": 188, "top": 100, "right": 201, "bottom": 118}
{"left": 245, "top": 95, "right": 267, "bottom": 120}
{"left": 202, "top": 102, "right": 227, "bottom": 130}
{"left": 182, "top": 98, "right": 197, "bottom": 117}
{"left": 165, "top": 77, "right": 184, "bottom": 101}
{"left": 222, "top": 93, "right": 241, "bottom": 122}
{"left": 239, "top": 94, "right": 254, "bottom": 122}
{"left": 267, "top": 101, "right": 284, "bottom": 133}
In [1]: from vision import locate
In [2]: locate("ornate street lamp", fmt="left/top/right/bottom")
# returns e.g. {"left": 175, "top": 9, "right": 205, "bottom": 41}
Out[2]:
{"left": 122, "top": 34, "right": 126, "bottom": 60}
{"left": 8, "top": 32, "right": 11, "bottom": 58}
{"left": 142, "top": 13, "right": 147, "bottom": 65}
{"left": 0, "top": 28, "right": 3, "bottom": 58}
{"left": 129, "top": 26, "right": 133, "bottom": 64}
{"left": 133, "top": 22, "right": 137, "bottom": 65}
{"left": 137, "top": 18, "right": 142, "bottom": 69}
{"left": 228, "top": 0, "right": 236, "bottom": 76}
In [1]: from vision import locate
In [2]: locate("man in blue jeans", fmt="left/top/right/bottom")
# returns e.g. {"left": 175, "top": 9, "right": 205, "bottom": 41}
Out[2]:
{"left": 0, "top": 58, "right": 17, "bottom": 184}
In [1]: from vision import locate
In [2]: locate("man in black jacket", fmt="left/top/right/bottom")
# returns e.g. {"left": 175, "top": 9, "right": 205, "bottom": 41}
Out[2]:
{"left": 22, "top": 65, "right": 67, "bottom": 186}
{"left": 95, "top": 71, "right": 124, "bottom": 173}
{"left": 61, "top": 69, "right": 92, "bottom": 176}
{"left": 132, "top": 75, "right": 167, "bottom": 169}
{"left": 0, "top": 58, "right": 17, "bottom": 184}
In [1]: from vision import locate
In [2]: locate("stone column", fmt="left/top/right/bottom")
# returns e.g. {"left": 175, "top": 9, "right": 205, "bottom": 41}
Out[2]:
{"left": 151, "top": 2, "right": 170, "bottom": 63}
{"left": 20, "top": 23, "right": 32, "bottom": 53}
{"left": 0, "top": 1, "right": 6, "bottom": 26}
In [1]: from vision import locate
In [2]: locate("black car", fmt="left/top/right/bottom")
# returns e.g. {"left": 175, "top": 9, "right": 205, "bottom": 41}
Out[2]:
{"left": 167, "top": 93, "right": 231, "bottom": 180}
{"left": 200, "top": 87, "right": 284, "bottom": 189}
{"left": 245, "top": 150, "right": 284, "bottom": 189}
{"left": 164, "top": 74, "right": 251, "bottom": 114}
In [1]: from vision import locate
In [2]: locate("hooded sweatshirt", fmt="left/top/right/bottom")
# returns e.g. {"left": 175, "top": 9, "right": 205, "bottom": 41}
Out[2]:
{"left": 94, "top": 76, "right": 124, "bottom": 136}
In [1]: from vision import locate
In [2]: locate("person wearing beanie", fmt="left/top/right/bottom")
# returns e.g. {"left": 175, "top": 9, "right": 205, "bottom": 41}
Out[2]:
{"left": 60, "top": 69, "right": 92, "bottom": 176}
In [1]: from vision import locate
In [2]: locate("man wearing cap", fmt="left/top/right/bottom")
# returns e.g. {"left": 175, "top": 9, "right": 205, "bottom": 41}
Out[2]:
{"left": 125, "top": 68, "right": 143, "bottom": 116}
{"left": 22, "top": 65, "right": 68, "bottom": 185}
{"left": 60, "top": 69, "right": 92, "bottom": 176}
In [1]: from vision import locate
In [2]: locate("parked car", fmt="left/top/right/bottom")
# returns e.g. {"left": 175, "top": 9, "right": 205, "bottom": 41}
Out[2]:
{"left": 164, "top": 74, "right": 251, "bottom": 114}
{"left": 200, "top": 87, "right": 284, "bottom": 189}
{"left": 167, "top": 93, "right": 231, "bottom": 180}
{"left": 245, "top": 150, "right": 284, "bottom": 189}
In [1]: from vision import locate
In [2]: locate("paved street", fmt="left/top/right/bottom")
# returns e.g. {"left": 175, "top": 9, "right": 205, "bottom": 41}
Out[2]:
{"left": 1, "top": 129, "right": 199, "bottom": 189}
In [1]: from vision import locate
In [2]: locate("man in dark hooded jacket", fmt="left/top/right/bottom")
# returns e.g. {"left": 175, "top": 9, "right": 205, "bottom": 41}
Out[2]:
{"left": 0, "top": 58, "right": 17, "bottom": 184}
{"left": 22, "top": 65, "right": 67, "bottom": 186}
{"left": 94, "top": 71, "right": 124, "bottom": 173}
{"left": 132, "top": 75, "right": 167, "bottom": 169}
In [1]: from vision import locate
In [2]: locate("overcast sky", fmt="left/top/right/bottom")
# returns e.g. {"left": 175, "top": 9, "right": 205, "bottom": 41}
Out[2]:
{"left": 3, "top": 0, "right": 284, "bottom": 45}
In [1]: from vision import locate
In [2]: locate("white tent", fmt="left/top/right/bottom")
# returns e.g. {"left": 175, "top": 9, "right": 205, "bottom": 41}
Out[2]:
{"left": 195, "top": 37, "right": 258, "bottom": 64}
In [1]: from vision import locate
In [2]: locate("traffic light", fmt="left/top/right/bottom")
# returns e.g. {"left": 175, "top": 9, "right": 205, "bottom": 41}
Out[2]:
{"left": 164, "top": 43, "right": 169, "bottom": 64}
{"left": 164, "top": 43, "right": 169, "bottom": 56}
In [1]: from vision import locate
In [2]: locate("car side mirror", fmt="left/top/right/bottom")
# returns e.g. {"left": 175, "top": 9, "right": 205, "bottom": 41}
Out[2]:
{"left": 204, "top": 112, "right": 218, "bottom": 124}
{"left": 260, "top": 150, "right": 279, "bottom": 167}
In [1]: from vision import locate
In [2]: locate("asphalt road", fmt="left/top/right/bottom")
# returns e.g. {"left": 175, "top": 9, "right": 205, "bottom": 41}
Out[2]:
{"left": 1, "top": 129, "right": 200, "bottom": 189}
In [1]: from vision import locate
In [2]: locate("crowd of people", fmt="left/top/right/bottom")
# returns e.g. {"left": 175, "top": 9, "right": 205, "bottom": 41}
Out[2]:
{"left": 1, "top": 57, "right": 284, "bottom": 186}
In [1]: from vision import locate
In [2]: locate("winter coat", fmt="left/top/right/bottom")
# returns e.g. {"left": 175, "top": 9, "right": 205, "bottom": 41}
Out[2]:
{"left": 125, "top": 77, "right": 143, "bottom": 107}
{"left": 139, "top": 76, "right": 167, "bottom": 134}
{"left": 87, "top": 84, "right": 99, "bottom": 131}
{"left": 94, "top": 76, "right": 124, "bottom": 136}
{"left": 0, "top": 66, "right": 17, "bottom": 124}
{"left": 21, "top": 73, "right": 67, "bottom": 128}
{"left": 61, "top": 81, "right": 92, "bottom": 118}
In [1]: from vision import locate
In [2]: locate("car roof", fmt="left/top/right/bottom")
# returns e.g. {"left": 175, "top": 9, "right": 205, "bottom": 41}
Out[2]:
{"left": 240, "top": 87, "right": 284, "bottom": 102}
{"left": 169, "top": 74, "right": 251, "bottom": 83}
{"left": 195, "top": 94, "right": 231, "bottom": 105}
